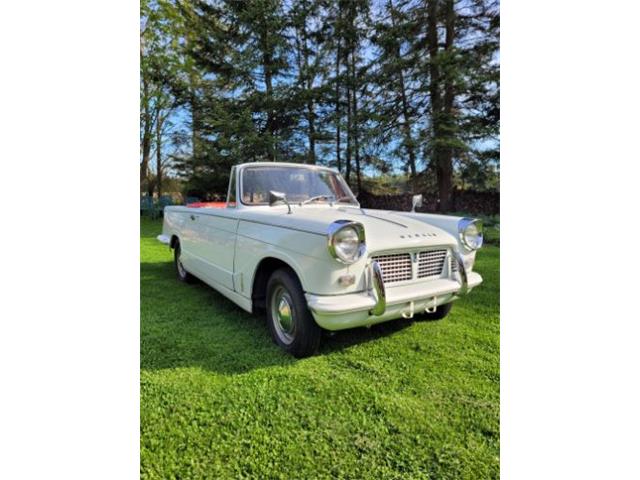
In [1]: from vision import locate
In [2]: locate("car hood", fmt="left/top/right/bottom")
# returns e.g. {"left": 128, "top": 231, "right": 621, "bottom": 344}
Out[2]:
{"left": 239, "top": 205, "right": 457, "bottom": 253}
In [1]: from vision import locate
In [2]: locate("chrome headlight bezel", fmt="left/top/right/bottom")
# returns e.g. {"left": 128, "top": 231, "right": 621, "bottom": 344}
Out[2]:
{"left": 458, "top": 218, "right": 484, "bottom": 251}
{"left": 327, "top": 220, "right": 366, "bottom": 264}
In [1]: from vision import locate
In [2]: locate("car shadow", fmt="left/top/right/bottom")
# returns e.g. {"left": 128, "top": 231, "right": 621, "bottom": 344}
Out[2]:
{"left": 141, "top": 260, "right": 414, "bottom": 375}
{"left": 319, "top": 318, "right": 415, "bottom": 354}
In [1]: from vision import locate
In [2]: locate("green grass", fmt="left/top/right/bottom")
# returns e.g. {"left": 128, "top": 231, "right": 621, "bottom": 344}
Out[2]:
{"left": 141, "top": 218, "right": 499, "bottom": 479}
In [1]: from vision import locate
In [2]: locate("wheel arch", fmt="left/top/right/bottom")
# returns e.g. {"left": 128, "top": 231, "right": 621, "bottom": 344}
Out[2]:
{"left": 250, "top": 256, "right": 305, "bottom": 312}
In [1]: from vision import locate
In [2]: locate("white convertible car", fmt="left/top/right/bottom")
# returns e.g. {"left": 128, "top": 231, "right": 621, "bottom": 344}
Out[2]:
{"left": 158, "top": 162, "right": 483, "bottom": 357}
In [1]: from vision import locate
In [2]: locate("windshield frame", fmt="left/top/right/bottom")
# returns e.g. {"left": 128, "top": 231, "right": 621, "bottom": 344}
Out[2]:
{"left": 238, "top": 164, "right": 359, "bottom": 208}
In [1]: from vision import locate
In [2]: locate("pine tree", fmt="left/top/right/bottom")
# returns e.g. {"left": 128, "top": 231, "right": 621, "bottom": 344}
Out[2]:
{"left": 140, "top": 0, "right": 500, "bottom": 201}
{"left": 288, "top": 0, "right": 334, "bottom": 165}
{"left": 412, "top": 0, "right": 499, "bottom": 210}
{"left": 370, "top": 0, "right": 424, "bottom": 178}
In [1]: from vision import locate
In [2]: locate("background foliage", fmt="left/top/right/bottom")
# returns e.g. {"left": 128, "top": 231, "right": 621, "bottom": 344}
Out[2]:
{"left": 140, "top": 0, "right": 499, "bottom": 209}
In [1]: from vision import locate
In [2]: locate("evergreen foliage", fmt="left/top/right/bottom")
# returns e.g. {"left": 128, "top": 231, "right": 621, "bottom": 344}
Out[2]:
{"left": 141, "top": 0, "right": 499, "bottom": 206}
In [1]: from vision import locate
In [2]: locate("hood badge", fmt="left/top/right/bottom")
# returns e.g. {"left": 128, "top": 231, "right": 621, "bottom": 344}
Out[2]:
{"left": 400, "top": 233, "right": 437, "bottom": 239}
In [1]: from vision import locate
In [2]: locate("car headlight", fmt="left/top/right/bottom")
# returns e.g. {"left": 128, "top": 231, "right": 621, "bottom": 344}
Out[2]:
{"left": 458, "top": 218, "right": 483, "bottom": 251}
{"left": 327, "top": 220, "right": 366, "bottom": 264}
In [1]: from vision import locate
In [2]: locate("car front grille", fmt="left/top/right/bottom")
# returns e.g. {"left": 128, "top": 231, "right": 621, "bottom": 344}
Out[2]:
{"left": 450, "top": 255, "right": 458, "bottom": 273}
{"left": 371, "top": 253, "right": 412, "bottom": 283}
{"left": 372, "top": 249, "right": 449, "bottom": 284}
{"left": 417, "top": 249, "right": 448, "bottom": 279}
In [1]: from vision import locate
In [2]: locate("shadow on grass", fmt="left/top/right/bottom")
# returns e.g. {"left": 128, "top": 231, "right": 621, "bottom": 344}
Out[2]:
{"left": 141, "top": 260, "right": 413, "bottom": 375}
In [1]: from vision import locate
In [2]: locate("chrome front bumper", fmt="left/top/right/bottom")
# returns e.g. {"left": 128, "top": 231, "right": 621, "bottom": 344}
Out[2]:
{"left": 367, "top": 250, "right": 470, "bottom": 317}
{"left": 305, "top": 250, "right": 482, "bottom": 331}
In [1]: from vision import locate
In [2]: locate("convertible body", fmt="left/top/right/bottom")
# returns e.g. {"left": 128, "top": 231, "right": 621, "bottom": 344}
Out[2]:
{"left": 158, "top": 162, "right": 483, "bottom": 356}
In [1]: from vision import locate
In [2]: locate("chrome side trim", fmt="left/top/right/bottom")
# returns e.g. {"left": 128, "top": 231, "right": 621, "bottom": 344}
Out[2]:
{"left": 369, "top": 261, "right": 386, "bottom": 316}
{"left": 169, "top": 211, "right": 325, "bottom": 236}
{"left": 452, "top": 250, "right": 469, "bottom": 295}
{"left": 240, "top": 219, "right": 324, "bottom": 236}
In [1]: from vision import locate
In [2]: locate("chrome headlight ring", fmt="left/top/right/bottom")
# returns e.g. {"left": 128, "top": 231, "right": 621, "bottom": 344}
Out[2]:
{"left": 458, "top": 218, "right": 484, "bottom": 251}
{"left": 327, "top": 220, "right": 366, "bottom": 264}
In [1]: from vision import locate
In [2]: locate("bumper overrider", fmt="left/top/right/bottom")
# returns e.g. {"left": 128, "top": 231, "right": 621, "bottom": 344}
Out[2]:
{"left": 305, "top": 250, "right": 482, "bottom": 331}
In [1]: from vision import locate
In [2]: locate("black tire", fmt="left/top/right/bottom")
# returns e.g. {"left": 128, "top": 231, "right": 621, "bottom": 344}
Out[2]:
{"left": 174, "top": 241, "right": 195, "bottom": 283}
{"left": 266, "top": 268, "right": 321, "bottom": 358}
{"left": 416, "top": 302, "right": 453, "bottom": 321}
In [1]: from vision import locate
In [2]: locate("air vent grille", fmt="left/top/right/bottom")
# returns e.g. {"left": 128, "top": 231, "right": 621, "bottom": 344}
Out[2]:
{"left": 417, "top": 250, "right": 448, "bottom": 279}
{"left": 371, "top": 253, "right": 412, "bottom": 283}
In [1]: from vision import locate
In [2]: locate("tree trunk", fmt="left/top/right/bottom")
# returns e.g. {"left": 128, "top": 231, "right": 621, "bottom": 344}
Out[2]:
{"left": 388, "top": 0, "right": 416, "bottom": 177}
{"left": 184, "top": 32, "right": 199, "bottom": 168}
{"left": 261, "top": 30, "right": 276, "bottom": 162}
{"left": 307, "top": 92, "right": 316, "bottom": 164}
{"left": 191, "top": 97, "right": 198, "bottom": 162}
{"left": 146, "top": 180, "right": 155, "bottom": 198}
{"left": 301, "top": 20, "right": 316, "bottom": 164}
{"left": 351, "top": 49, "right": 361, "bottom": 193}
{"left": 441, "top": 0, "right": 456, "bottom": 209}
{"left": 189, "top": 87, "right": 201, "bottom": 184}
{"left": 427, "top": 0, "right": 451, "bottom": 212}
{"left": 398, "top": 65, "right": 417, "bottom": 177}
{"left": 156, "top": 114, "right": 163, "bottom": 198}
{"left": 345, "top": 48, "right": 352, "bottom": 185}
{"left": 141, "top": 76, "right": 152, "bottom": 188}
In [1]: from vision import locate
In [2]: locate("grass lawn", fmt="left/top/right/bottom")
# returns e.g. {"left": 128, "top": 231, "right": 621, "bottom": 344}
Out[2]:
{"left": 141, "top": 217, "right": 499, "bottom": 479}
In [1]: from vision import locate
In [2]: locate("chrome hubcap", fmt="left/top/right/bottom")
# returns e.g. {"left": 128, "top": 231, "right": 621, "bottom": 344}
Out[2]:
{"left": 271, "top": 286, "right": 295, "bottom": 344}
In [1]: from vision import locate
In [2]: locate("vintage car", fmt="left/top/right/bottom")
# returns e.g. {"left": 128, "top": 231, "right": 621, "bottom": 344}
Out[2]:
{"left": 158, "top": 162, "right": 483, "bottom": 357}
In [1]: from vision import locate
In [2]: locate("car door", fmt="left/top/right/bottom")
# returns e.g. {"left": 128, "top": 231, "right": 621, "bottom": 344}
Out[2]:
{"left": 187, "top": 209, "right": 238, "bottom": 291}
{"left": 171, "top": 209, "right": 199, "bottom": 275}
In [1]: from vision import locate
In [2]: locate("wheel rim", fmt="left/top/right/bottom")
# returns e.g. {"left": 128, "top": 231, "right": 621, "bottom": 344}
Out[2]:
{"left": 177, "top": 250, "right": 186, "bottom": 278}
{"left": 271, "top": 285, "right": 295, "bottom": 344}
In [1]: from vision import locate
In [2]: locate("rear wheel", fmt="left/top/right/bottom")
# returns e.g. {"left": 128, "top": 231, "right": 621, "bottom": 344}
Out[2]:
{"left": 174, "top": 241, "right": 195, "bottom": 283}
{"left": 266, "top": 268, "right": 321, "bottom": 358}
{"left": 416, "top": 302, "right": 453, "bottom": 321}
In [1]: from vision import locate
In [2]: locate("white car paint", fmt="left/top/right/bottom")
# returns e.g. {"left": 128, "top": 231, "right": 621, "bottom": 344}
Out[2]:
{"left": 159, "top": 162, "right": 483, "bottom": 330}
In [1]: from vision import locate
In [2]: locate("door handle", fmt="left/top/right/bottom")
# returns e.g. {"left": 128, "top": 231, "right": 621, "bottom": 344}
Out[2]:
{"left": 190, "top": 214, "right": 196, "bottom": 221}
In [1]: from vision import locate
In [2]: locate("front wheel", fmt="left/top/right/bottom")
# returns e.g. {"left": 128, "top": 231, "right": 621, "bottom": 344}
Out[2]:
{"left": 266, "top": 268, "right": 321, "bottom": 358}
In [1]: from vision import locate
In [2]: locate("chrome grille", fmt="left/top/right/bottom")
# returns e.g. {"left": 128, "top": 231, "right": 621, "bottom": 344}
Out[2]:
{"left": 417, "top": 249, "right": 448, "bottom": 279}
{"left": 372, "top": 249, "right": 450, "bottom": 284}
{"left": 372, "top": 253, "right": 412, "bottom": 283}
{"left": 450, "top": 255, "right": 458, "bottom": 273}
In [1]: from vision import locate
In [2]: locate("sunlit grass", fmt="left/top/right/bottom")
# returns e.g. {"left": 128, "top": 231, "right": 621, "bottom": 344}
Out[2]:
{"left": 140, "top": 217, "right": 499, "bottom": 479}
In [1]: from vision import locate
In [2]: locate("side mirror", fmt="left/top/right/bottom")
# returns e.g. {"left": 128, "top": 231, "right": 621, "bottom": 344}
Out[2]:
{"left": 269, "top": 190, "right": 292, "bottom": 214}
{"left": 411, "top": 194, "right": 423, "bottom": 212}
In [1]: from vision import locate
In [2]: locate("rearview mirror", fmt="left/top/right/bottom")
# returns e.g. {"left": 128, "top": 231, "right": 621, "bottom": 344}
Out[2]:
{"left": 411, "top": 194, "right": 423, "bottom": 212}
{"left": 269, "top": 190, "right": 292, "bottom": 214}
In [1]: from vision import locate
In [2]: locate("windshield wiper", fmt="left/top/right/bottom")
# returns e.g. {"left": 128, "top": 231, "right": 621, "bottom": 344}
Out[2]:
{"left": 301, "top": 195, "right": 335, "bottom": 205}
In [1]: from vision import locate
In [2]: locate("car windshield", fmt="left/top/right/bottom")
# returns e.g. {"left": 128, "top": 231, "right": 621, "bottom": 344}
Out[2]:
{"left": 241, "top": 166, "right": 358, "bottom": 206}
